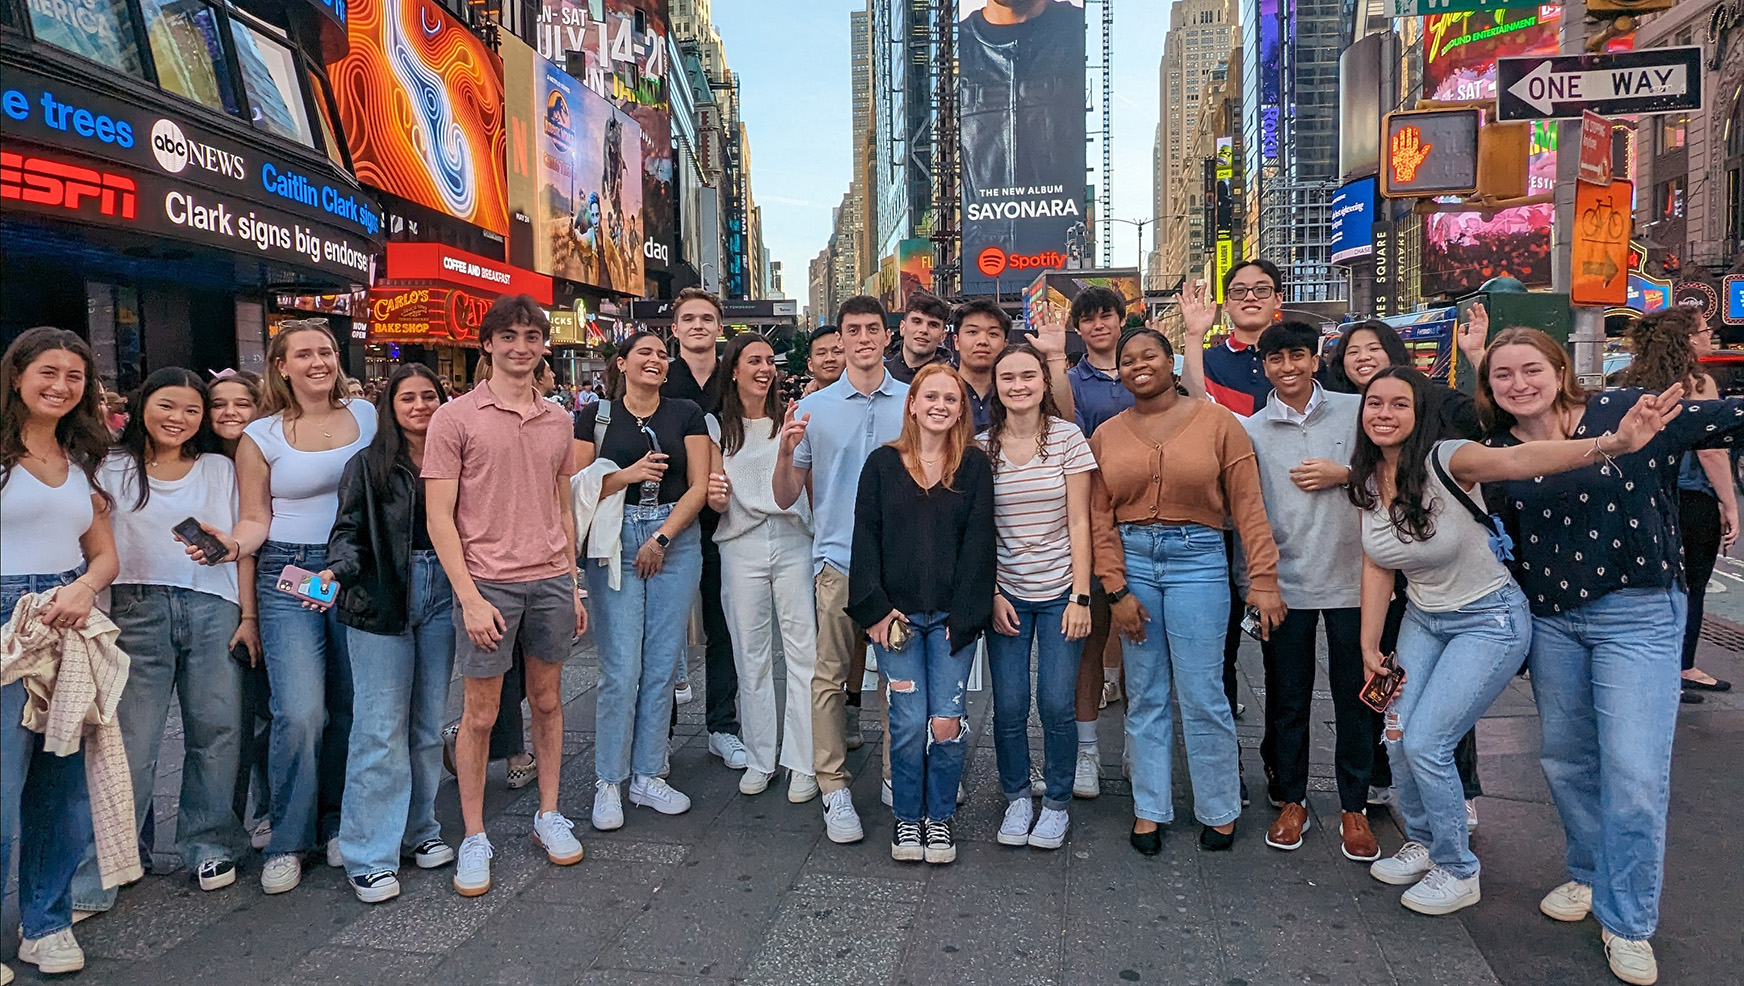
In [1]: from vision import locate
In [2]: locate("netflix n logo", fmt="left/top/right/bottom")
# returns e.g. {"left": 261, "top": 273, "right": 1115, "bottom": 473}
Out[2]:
{"left": 1, "top": 150, "right": 137, "bottom": 221}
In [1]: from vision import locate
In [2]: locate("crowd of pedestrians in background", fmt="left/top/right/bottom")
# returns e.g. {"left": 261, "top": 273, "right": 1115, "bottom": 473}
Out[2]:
{"left": 3, "top": 275, "right": 1735, "bottom": 986}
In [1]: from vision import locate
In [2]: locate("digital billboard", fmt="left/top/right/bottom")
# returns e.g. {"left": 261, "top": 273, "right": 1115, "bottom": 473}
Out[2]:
{"left": 538, "top": 0, "right": 673, "bottom": 275}
{"left": 1330, "top": 177, "right": 1376, "bottom": 264}
{"left": 958, "top": 0, "right": 1086, "bottom": 296}
{"left": 897, "top": 238, "right": 934, "bottom": 309}
{"left": 329, "top": 0, "right": 509, "bottom": 237}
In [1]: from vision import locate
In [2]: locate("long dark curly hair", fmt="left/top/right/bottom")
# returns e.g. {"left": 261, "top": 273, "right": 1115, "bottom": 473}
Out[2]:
{"left": 1619, "top": 306, "right": 1703, "bottom": 393}
{"left": 717, "top": 333, "right": 782, "bottom": 457}
{"left": 114, "top": 368, "right": 220, "bottom": 510}
{"left": 984, "top": 345, "right": 1063, "bottom": 474}
{"left": 1347, "top": 366, "right": 1440, "bottom": 542}
{"left": 1, "top": 327, "right": 114, "bottom": 505}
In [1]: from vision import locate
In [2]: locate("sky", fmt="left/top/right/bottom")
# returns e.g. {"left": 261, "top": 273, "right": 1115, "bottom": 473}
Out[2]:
{"left": 711, "top": 0, "right": 1163, "bottom": 291}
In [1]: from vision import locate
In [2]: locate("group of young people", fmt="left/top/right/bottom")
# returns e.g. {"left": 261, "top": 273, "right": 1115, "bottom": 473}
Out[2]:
{"left": 0, "top": 270, "right": 1727, "bottom": 986}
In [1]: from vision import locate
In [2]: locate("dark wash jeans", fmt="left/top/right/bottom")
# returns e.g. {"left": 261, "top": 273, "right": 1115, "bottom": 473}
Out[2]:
{"left": 1260, "top": 607, "right": 1374, "bottom": 813}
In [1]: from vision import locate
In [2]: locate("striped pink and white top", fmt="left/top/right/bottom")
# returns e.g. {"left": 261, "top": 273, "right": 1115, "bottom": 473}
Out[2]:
{"left": 979, "top": 417, "right": 1098, "bottom": 601}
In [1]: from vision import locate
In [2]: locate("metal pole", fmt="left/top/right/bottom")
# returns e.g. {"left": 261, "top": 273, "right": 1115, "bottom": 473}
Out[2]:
{"left": 1552, "top": 0, "right": 1604, "bottom": 378}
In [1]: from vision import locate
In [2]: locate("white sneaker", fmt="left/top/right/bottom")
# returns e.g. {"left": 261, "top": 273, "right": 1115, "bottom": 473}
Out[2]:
{"left": 1540, "top": 880, "right": 1593, "bottom": 922}
{"left": 196, "top": 858, "right": 236, "bottom": 891}
{"left": 1466, "top": 799, "right": 1479, "bottom": 831}
{"left": 1073, "top": 749, "right": 1100, "bottom": 799}
{"left": 997, "top": 798, "right": 1034, "bottom": 846}
{"left": 1402, "top": 866, "right": 1482, "bottom": 916}
{"left": 739, "top": 769, "right": 772, "bottom": 796}
{"left": 326, "top": 837, "right": 344, "bottom": 868}
{"left": 532, "top": 810, "right": 584, "bottom": 864}
{"left": 1601, "top": 928, "right": 1659, "bottom": 985}
{"left": 675, "top": 680, "right": 694, "bottom": 704}
{"left": 880, "top": 778, "right": 894, "bottom": 808}
{"left": 708, "top": 732, "right": 749, "bottom": 769}
{"left": 787, "top": 771, "right": 820, "bottom": 803}
{"left": 822, "top": 788, "right": 864, "bottom": 844}
{"left": 593, "top": 780, "right": 624, "bottom": 831}
{"left": 248, "top": 818, "right": 272, "bottom": 850}
{"left": 453, "top": 833, "right": 493, "bottom": 897}
{"left": 260, "top": 853, "right": 301, "bottom": 894}
{"left": 18, "top": 928, "right": 83, "bottom": 974}
{"left": 629, "top": 775, "right": 692, "bottom": 815}
{"left": 410, "top": 838, "right": 455, "bottom": 869}
{"left": 2, "top": 959, "right": 13, "bottom": 985}
{"left": 1029, "top": 807, "right": 1070, "bottom": 850}
{"left": 1370, "top": 841, "right": 1433, "bottom": 886}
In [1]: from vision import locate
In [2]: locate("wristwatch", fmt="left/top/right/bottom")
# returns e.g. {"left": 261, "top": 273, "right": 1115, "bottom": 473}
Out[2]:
{"left": 653, "top": 532, "right": 671, "bottom": 549}
{"left": 1105, "top": 586, "right": 1130, "bottom": 604}
{"left": 1068, "top": 593, "right": 1091, "bottom": 607}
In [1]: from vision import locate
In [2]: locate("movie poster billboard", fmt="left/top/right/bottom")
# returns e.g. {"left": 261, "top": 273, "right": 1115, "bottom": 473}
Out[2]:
{"left": 329, "top": 0, "right": 508, "bottom": 236}
{"left": 897, "top": 238, "right": 934, "bottom": 309}
{"left": 958, "top": 0, "right": 1086, "bottom": 297}
{"left": 504, "top": 36, "right": 644, "bottom": 293}
{"left": 538, "top": 0, "right": 673, "bottom": 275}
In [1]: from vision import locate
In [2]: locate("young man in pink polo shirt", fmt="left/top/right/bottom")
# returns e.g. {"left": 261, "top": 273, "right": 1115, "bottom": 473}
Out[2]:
{"left": 424, "top": 295, "right": 588, "bottom": 897}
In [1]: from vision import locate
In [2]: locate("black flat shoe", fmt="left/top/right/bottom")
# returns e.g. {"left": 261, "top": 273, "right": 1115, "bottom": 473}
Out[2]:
{"left": 1679, "top": 689, "right": 1704, "bottom": 704}
{"left": 1130, "top": 825, "right": 1163, "bottom": 856}
{"left": 1684, "top": 676, "right": 1732, "bottom": 692}
{"left": 1199, "top": 825, "right": 1235, "bottom": 852}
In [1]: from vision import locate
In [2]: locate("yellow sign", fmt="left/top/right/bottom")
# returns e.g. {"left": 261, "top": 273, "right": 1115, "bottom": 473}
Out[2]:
{"left": 1214, "top": 237, "right": 1234, "bottom": 304}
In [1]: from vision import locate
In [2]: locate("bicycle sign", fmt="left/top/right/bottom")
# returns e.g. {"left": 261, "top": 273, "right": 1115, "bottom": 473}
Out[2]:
{"left": 1571, "top": 179, "right": 1633, "bottom": 307}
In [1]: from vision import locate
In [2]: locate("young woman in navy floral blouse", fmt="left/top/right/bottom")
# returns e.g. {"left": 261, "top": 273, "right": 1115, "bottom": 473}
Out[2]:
{"left": 1478, "top": 327, "right": 1744, "bottom": 986}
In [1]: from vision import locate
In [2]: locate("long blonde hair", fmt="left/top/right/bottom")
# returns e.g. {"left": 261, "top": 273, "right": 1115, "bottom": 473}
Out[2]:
{"left": 262, "top": 319, "right": 348, "bottom": 418}
{"left": 889, "top": 363, "right": 974, "bottom": 491}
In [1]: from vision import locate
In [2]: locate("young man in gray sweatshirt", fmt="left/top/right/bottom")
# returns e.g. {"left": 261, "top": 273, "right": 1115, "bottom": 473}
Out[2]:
{"left": 1239, "top": 321, "right": 1378, "bottom": 864}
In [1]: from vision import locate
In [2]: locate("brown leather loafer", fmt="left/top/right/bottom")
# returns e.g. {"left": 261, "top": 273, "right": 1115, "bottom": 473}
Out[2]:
{"left": 1341, "top": 811, "right": 1380, "bottom": 862}
{"left": 1265, "top": 802, "right": 1309, "bottom": 850}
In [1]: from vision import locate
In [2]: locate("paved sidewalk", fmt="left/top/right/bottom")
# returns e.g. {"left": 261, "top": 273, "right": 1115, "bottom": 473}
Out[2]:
{"left": 6, "top": 627, "right": 1740, "bottom": 985}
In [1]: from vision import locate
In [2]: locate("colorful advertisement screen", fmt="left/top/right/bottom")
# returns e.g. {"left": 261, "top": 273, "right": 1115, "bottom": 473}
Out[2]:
{"left": 897, "top": 238, "right": 934, "bottom": 309}
{"left": 329, "top": 0, "right": 509, "bottom": 236}
{"left": 958, "top": 0, "right": 1086, "bottom": 297}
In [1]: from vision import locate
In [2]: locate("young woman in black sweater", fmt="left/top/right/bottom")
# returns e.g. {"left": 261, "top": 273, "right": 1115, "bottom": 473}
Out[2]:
{"left": 848, "top": 363, "right": 996, "bottom": 865}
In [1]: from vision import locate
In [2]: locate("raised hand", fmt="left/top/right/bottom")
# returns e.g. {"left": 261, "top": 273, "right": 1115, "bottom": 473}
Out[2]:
{"left": 1180, "top": 279, "right": 1216, "bottom": 343}
{"left": 1604, "top": 383, "right": 1686, "bottom": 455}
{"left": 779, "top": 404, "right": 810, "bottom": 457}
{"left": 1025, "top": 308, "right": 1068, "bottom": 358}
{"left": 1457, "top": 302, "right": 1490, "bottom": 365}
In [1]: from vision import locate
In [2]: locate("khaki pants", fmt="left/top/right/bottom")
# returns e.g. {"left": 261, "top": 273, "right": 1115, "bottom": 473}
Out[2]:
{"left": 812, "top": 565, "right": 860, "bottom": 792}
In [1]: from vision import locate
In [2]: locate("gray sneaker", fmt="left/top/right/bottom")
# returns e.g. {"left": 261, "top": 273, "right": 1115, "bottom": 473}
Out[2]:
{"left": 997, "top": 798, "right": 1034, "bottom": 846}
{"left": 1370, "top": 841, "right": 1433, "bottom": 886}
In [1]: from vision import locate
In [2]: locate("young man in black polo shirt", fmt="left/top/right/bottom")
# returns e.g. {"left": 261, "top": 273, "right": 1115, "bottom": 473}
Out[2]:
{"left": 884, "top": 293, "right": 953, "bottom": 384}
{"left": 659, "top": 287, "right": 745, "bottom": 771}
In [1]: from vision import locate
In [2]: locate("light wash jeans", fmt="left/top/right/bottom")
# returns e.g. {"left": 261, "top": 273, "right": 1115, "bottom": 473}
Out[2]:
{"left": 1389, "top": 584, "right": 1529, "bottom": 879}
{"left": 1530, "top": 588, "right": 1685, "bottom": 939}
{"left": 717, "top": 517, "right": 817, "bottom": 777}
{"left": 875, "top": 612, "right": 973, "bottom": 823}
{"left": 257, "top": 540, "right": 353, "bottom": 855}
{"left": 71, "top": 584, "right": 244, "bottom": 912}
{"left": 987, "top": 591, "right": 1080, "bottom": 810}
{"left": 1, "top": 569, "right": 92, "bottom": 940}
{"left": 337, "top": 552, "right": 454, "bottom": 878}
{"left": 590, "top": 504, "right": 703, "bottom": 784}
{"left": 1119, "top": 524, "right": 1240, "bottom": 827}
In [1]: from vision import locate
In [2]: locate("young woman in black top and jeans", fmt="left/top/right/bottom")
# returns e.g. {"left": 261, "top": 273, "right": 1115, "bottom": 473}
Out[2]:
{"left": 848, "top": 363, "right": 996, "bottom": 865}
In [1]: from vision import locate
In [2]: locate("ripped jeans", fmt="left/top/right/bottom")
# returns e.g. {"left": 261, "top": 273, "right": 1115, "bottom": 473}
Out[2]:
{"left": 875, "top": 611, "right": 972, "bottom": 823}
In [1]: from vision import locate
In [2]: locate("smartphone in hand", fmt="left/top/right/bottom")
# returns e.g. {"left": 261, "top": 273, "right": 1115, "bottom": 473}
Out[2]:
{"left": 275, "top": 565, "right": 337, "bottom": 610}
{"left": 173, "top": 517, "right": 231, "bottom": 565}
{"left": 1360, "top": 654, "right": 1405, "bottom": 713}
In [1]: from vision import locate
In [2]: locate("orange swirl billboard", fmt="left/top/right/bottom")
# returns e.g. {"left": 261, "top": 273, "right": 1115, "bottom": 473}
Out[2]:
{"left": 329, "top": 0, "right": 509, "bottom": 236}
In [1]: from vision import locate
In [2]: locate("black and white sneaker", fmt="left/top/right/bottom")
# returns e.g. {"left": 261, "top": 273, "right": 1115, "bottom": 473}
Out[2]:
{"left": 195, "top": 858, "right": 235, "bottom": 891}
{"left": 891, "top": 820, "right": 924, "bottom": 862}
{"left": 923, "top": 818, "right": 956, "bottom": 865}
{"left": 350, "top": 870, "right": 401, "bottom": 904}
{"left": 410, "top": 838, "right": 454, "bottom": 869}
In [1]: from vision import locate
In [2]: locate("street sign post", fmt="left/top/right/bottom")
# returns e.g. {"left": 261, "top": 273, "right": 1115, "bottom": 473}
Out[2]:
{"left": 1577, "top": 111, "right": 1612, "bottom": 186}
{"left": 1570, "top": 179, "right": 1632, "bottom": 308}
{"left": 1497, "top": 47, "right": 1703, "bottom": 121}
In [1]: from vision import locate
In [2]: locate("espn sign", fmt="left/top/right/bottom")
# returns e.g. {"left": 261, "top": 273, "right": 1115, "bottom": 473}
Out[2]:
{"left": 1, "top": 150, "right": 137, "bottom": 220}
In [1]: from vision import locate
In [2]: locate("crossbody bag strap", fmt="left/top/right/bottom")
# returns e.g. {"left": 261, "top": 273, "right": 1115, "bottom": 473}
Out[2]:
{"left": 1429, "top": 446, "right": 1493, "bottom": 530}
{"left": 593, "top": 399, "right": 612, "bottom": 449}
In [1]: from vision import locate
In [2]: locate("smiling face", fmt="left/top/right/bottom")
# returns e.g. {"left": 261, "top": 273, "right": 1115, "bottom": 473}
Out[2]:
{"left": 482, "top": 322, "right": 548, "bottom": 381}
{"left": 207, "top": 380, "right": 258, "bottom": 442}
{"left": 393, "top": 375, "right": 442, "bottom": 438}
{"left": 275, "top": 329, "right": 340, "bottom": 401}
{"left": 1225, "top": 265, "right": 1282, "bottom": 336}
{"left": 994, "top": 350, "right": 1046, "bottom": 415}
{"left": 142, "top": 384, "right": 206, "bottom": 456}
{"left": 1118, "top": 334, "right": 1175, "bottom": 399}
{"left": 908, "top": 373, "right": 963, "bottom": 436}
{"left": 15, "top": 348, "right": 90, "bottom": 423}
{"left": 617, "top": 335, "right": 670, "bottom": 390}
{"left": 733, "top": 340, "right": 777, "bottom": 405}
{"left": 840, "top": 314, "right": 891, "bottom": 373}
{"left": 673, "top": 297, "right": 722, "bottom": 355}
{"left": 1264, "top": 346, "right": 1319, "bottom": 406}
{"left": 1341, "top": 328, "right": 1391, "bottom": 388}
{"left": 808, "top": 332, "right": 844, "bottom": 386}
{"left": 1075, "top": 306, "right": 1123, "bottom": 355}
{"left": 1485, "top": 342, "right": 1563, "bottom": 422}
{"left": 1361, "top": 376, "right": 1417, "bottom": 449}
{"left": 956, "top": 313, "right": 1008, "bottom": 373}
{"left": 900, "top": 310, "right": 946, "bottom": 361}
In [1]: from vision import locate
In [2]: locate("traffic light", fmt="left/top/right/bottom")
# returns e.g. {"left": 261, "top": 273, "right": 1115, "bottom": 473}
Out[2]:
{"left": 1476, "top": 121, "right": 1531, "bottom": 201}
{"left": 1380, "top": 108, "right": 1479, "bottom": 198}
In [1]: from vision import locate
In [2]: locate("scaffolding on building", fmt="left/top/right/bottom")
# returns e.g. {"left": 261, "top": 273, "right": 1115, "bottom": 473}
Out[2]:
{"left": 1091, "top": 0, "right": 1113, "bottom": 267}
{"left": 930, "top": 0, "right": 959, "bottom": 298}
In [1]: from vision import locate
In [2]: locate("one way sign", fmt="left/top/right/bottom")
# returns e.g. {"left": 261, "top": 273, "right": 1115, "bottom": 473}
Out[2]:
{"left": 1497, "top": 47, "right": 1703, "bottom": 121}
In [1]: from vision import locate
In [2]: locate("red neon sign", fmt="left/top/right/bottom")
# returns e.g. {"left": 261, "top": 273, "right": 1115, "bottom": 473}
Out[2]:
{"left": 1, "top": 150, "right": 137, "bottom": 221}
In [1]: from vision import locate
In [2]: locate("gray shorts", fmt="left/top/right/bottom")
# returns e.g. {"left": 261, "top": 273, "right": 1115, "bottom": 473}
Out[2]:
{"left": 454, "top": 575, "right": 576, "bottom": 678}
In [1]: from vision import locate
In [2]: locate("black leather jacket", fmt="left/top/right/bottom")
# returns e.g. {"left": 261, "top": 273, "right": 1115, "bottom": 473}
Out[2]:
{"left": 326, "top": 449, "right": 422, "bottom": 636}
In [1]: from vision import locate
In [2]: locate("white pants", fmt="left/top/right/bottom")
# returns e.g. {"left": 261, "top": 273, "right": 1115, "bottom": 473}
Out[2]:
{"left": 717, "top": 518, "right": 818, "bottom": 776}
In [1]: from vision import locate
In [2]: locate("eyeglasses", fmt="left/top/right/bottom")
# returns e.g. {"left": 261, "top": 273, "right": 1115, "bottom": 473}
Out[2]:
{"left": 1226, "top": 285, "right": 1276, "bottom": 300}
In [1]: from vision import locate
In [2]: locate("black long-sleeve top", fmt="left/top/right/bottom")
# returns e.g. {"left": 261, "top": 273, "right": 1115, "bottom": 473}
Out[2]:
{"left": 847, "top": 444, "right": 997, "bottom": 654}
{"left": 1485, "top": 390, "right": 1744, "bottom": 616}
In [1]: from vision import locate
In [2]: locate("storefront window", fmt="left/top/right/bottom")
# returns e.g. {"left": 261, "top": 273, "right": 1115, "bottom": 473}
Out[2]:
{"left": 140, "top": 0, "right": 239, "bottom": 114}
{"left": 28, "top": 0, "right": 146, "bottom": 77}
{"left": 229, "top": 16, "right": 314, "bottom": 147}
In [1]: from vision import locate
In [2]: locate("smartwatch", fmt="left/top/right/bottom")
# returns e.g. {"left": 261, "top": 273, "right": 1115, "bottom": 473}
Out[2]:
{"left": 653, "top": 532, "right": 672, "bottom": 549}
{"left": 1068, "top": 593, "right": 1091, "bottom": 608}
{"left": 1105, "top": 586, "right": 1130, "bottom": 604}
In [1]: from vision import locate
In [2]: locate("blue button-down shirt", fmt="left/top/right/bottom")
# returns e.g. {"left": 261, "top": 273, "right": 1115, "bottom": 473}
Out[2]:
{"left": 793, "top": 370, "right": 910, "bottom": 576}
{"left": 1068, "top": 357, "right": 1133, "bottom": 437}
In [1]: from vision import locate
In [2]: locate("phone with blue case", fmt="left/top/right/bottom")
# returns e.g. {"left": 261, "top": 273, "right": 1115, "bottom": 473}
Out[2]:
{"left": 275, "top": 565, "right": 338, "bottom": 610}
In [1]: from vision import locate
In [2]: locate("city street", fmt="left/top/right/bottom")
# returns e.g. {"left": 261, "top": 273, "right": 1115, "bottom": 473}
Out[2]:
{"left": 13, "top": 619, "right": 1740, "bottom": 986}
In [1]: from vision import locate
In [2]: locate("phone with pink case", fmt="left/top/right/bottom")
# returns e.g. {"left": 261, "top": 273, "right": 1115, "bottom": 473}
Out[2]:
{"left": 275, "top": 565, "right": 337, "bottom": 610}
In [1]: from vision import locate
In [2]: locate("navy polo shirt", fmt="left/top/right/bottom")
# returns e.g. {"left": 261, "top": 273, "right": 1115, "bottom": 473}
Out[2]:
{"left": 1203, "top": 335, "right": 1272, "bottom": 417}
{"left": 1068, "top": 357, "right": 1133, "bottom": 437}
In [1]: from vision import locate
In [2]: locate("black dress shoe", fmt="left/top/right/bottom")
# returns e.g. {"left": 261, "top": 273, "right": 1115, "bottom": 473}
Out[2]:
{"left": 1679, "top": 688, "right": 1704, "bottom": 704}
{"left": 1199, "top": 824, "right": 1235, "bottom": 852}
{"left": 1130, "top": 825, "right": 1163, "bottom": 856}
{"left": 1684, "top": 676, "right": 1731, "bottom": 692}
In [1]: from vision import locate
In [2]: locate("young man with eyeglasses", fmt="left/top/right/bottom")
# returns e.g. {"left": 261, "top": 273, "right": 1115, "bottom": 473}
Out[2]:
{"left": 1180, "top": 259, "right": 1285, "bottom": 416}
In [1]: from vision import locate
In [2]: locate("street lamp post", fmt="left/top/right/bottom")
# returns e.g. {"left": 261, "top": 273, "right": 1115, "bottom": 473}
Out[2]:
{"left": 1104, "top": 217, "right": 1155, "bottom": 271}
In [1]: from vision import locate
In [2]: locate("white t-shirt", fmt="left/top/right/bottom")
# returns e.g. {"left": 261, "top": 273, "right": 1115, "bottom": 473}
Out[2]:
{"left": 714, "top": 421, "right": 811, "bottom": 544}
{"left": 0, "top": 463, "right": 94, "bottom": 576}
{"left": 98, "top": 453, "right": 240, "bottom": 604}
{"left": 243, "top": 400, "right": 376, "bottom": 545}
{"left": 1361, "top": 440, "right": 1513, "bottom": 613}
{"left": 979, "top": 417, "right": 1098, "bottom": 601}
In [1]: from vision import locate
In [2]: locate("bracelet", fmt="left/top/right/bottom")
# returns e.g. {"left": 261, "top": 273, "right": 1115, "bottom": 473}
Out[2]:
{"left": 66, "top": 580, "right": 97, "bottom": 599}
{"left": 1590, "top": 437, "right": 1620, "bottom": 473}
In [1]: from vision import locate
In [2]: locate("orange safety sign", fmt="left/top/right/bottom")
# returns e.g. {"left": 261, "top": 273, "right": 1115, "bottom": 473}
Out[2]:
{"left": 1570, "top": 179, "right": 1632, "bottom": 307}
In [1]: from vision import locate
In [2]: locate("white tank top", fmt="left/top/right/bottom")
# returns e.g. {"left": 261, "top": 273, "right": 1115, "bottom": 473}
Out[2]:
{"left": 243, "top": 400, "right": 377, "bottom": 545}
{"left": 1, "top": 462, "right": 94, "bottom": 576}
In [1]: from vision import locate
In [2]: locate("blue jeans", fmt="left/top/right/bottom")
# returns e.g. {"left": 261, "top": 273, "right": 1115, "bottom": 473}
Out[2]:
{"left": 1, "top": 568, "right": 93, "bottom": 940}
{"left": 1389, "top": 584, "right": 1529, "bottom": 879}
{"left": 987, "top": 592, "right": 1080, "bottom": 810}
{"left": 256, "top": 541, "right": 353, "bottom": 855}
{"left": 590, "top": 504, "right": 703, "bottom": 784}
{"left": 338, "top": 552, "right": 454, "bottom": 878}
{"left": 1530, "top": 588, "right": 1685, "bottom": 939}
{"left": 71, "top": 585, "right": 244, "bottom": 911}
{"left": 1119, "top": 524, "right": 1239, "bottom": 827}
{"left": 875, "top": 612, "right": 973, "bottom": 823}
